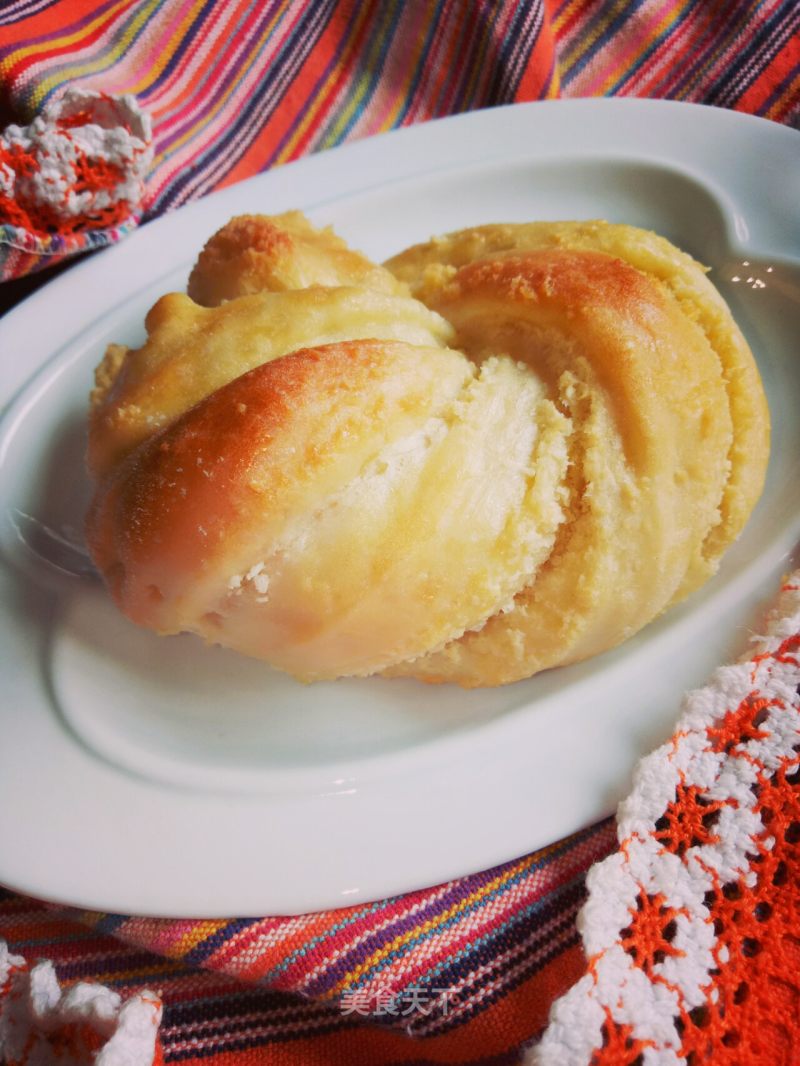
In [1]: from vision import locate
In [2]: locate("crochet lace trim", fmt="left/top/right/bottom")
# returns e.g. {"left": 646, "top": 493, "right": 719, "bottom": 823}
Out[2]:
{"left": 533, "top": 572, "right": 800, "bottom": 1066}
{"left": 0, "top": 87, "right": 151, "bottom": 237}
{"left": 0, "top": 941, "right": 162, "bottom": 1066}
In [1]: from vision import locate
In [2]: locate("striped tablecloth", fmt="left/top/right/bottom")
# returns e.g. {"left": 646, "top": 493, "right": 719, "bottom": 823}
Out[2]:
{"left": 1, "top": 0, "right": 797, "bottom": 279}
{"left": 1, "top": 3, "right": 798, "bottom": 1064}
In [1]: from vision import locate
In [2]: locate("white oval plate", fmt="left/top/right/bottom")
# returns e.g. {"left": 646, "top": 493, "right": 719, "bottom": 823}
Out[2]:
{"left": 0, "top": 99, "right": 798, "bottom": 917}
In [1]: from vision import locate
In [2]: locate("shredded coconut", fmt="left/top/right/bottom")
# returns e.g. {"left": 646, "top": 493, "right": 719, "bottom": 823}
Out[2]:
{"left": 228, "top": 562, "right": 271, "bottom": 599}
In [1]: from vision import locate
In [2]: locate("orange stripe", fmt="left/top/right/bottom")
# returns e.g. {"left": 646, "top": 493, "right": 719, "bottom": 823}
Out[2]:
{"left": 590, "top": 0, "right": 696, "bottom": 97}
{"left": 734, "top": 35, "right": 800, "bottom": 118}
{"left": 157, "top": 946, "right": 586, "bottom": 1065}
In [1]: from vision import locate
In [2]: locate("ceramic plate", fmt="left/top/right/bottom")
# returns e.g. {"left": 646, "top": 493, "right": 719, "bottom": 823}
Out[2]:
{"left": 1, "top": 99, "right": 798, "bottom": 916}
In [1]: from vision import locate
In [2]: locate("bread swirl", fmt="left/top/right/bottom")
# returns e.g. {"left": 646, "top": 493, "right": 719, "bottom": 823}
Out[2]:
{"left": 86, "top": 214, "right": 769, "bottom": 686}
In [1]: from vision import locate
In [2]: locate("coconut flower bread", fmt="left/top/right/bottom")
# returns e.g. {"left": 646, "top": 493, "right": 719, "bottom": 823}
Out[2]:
{"left": 85, "top": 213, "right": 770, "bottom": 687}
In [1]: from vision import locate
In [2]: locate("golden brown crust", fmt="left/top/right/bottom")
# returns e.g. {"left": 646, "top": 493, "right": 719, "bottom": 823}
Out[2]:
{"left": 86, "top": 214, "right": 770, "bottom": 686}
{"left": 381, "top": 242, "right": 740, "bottom": 684}
{"left": 187, "top": 212, "right": 407, "bottom": 306}
{"left": 87, "top": 286, "right": 454, "bottom": 478}
{"left": 88, "top": 342, "right": 403, "bottom": 625}
{"left": 381, "top": 224, "right": 769, "bottom": 685}
{"left": 387, "top": 220, "right": 770, "bottom": 582}
{"left": 88, "top": 339, "right": 563, "bottom": 680}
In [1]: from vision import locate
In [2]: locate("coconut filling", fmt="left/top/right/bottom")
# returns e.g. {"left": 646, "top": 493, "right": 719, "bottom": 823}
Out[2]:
{"left": 382, "top": 368, "right": 641, "bottom": 684}
{"left": 195, "top": 356, "right": 572, "bottom": 681}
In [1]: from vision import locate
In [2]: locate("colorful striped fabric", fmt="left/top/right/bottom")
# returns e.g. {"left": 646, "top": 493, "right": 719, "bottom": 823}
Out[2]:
{"left": 1, "top": 822, "right": 617, "bottom": 1064}
{"left": 1, "top": 0, "right": 560, "bottom": 221}
{"left": 1, "top": 0, "right": 796, "bottom": 222}
{"left": 0, "top": 2, "right": 798, "bottom": 1064}
{"left": 553, "top": 0, "right": 799, "bottom": 123}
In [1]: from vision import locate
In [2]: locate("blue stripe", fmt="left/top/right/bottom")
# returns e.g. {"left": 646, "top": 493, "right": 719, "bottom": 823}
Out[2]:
{"left": 328, "top": 822, "right": 610, "bottom": 993}
{"left": 561, "top": 0, "right": 651, "bottom": 85}
{"left": 265, "top": 0, "right": 369, "bottom": 165}
{"left": 339, "top": 871, "right": 586, "bottom": 992}
{"left": 182, "top": 917, "right": 258, "bottom": 967}
{"left": 315, "top": 0, "right": 405, "bottom": 148}
{"left": 712, "top": 3, "right": 799, "bottom": 108}
{"left": 605, "top": 0, "right": 696, "bottom": 96}
{"left": 391, "top": 0, "right": 448, "bottom": 126}
{"left": 154, "top": 0, "right": 337, "bottom": 212}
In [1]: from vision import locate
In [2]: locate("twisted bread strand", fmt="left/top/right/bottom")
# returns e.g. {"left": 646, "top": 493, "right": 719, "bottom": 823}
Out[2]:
{"left": 383, "top": 222, "right": 770, "bottom": 684}
{"left": 86, "top": 214, "right": 769, "bottom": 686}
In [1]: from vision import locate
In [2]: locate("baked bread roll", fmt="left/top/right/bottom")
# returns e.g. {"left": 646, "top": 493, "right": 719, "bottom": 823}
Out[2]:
{"left": 186, "top": 210, "right": 409, "bottom": 306}
{"left": 86, "top": 214, "right": 769, "bottom": 686}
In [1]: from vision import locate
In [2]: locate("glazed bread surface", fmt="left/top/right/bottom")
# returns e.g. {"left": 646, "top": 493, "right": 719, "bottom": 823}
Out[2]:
{"left": 86, "top": 214, "right": 770, "bottom": 686}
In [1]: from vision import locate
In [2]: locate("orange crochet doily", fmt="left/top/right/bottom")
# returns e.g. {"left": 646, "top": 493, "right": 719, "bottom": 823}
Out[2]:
{"left": 0, "top": 87, "right": 151, "bottom": 280}
{"left": 535, "top": 574, "right": 800, "bottom": 1065}
{"left": 0, "top": 88, "right": 150, "bottom": 236}
{"left": 0, "top": 944, "right": 162, "bottom": 1066}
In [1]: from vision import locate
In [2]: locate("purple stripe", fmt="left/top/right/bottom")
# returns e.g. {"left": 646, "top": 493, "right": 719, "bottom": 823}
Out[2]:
{"left": 0, "top": 0, "right": 57, "bottom": 28}
{"left": 711, "top": 3, "right": 799, "bottom": 107}
{"left": 757, "top": 55, "right": 800, "bottom": 118}
{"left": 0, "top": 0, "right": 121, "bottom": 52}
{"left": 299, "top": 826, "right": 605, "bottom": 998}
{"left": 298, "top": 866, "right": 531, "bottom": 997}
{"left": 151, "top": 0, "right": 337, "bottom": 211}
